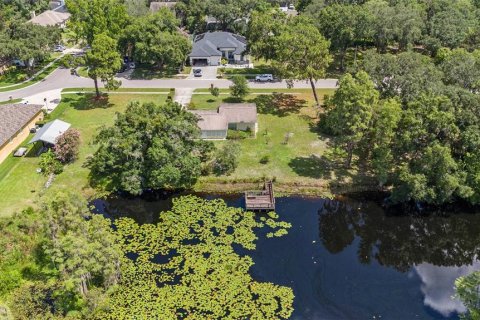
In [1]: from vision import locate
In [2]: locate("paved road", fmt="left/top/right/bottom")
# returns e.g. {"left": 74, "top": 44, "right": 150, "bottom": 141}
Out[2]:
{"left": 0, "top": 67, "right": 338, "bottom": 101}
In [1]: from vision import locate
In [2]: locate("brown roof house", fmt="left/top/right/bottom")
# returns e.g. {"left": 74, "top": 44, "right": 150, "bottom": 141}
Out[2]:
{"left": 190, "top": 103, "right": 258, "bottom": 140}
{"left": 0, "top": 103, "right": 44, "bottom": 164}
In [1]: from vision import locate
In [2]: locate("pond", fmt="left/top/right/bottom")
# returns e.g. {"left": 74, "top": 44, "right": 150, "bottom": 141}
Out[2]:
{"left": 92, "top": 194, "right": 480, "bottom": 320}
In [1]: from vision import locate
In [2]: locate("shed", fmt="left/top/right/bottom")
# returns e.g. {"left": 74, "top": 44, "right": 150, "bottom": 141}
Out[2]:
{"left": 219, "top": 103, "right": 257, "bottom": 132}
{"left": 29, "top": 119, "right": 71, "bottom": 145}
{"left": 190, "top": 110, "right": 228, "bottom": 139}
{"left": 189, "top": 103, "right": 258, "bottom": 140}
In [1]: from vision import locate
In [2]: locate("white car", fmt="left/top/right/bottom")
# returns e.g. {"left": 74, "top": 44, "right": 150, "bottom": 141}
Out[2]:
{"left": 288, "top": 4, "right": 295, "bottom": 10}
{"left": 255, "top": 74, "right": 274, "bottom": 82}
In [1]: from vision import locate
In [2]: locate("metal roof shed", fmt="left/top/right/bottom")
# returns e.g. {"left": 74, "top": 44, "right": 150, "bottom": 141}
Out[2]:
{"left": 29, "top": 119, "right": 71, "bottom": 145}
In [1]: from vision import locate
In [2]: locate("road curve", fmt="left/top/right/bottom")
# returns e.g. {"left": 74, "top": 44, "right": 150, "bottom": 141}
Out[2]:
{"left": 0, "top": 67, "right": 338, "bottom": 101}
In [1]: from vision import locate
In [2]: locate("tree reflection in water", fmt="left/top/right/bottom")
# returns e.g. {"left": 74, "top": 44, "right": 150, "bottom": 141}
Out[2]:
{"left": 318, "top": 198, "right": 480, "bottom": 272}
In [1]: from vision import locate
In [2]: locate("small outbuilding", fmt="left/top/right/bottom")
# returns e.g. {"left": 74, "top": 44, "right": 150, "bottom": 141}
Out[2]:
{"left": 29, "top": 119, "right": 71, "bottom": 147}
{"left": 190, "top": 103, "right": 258, "bottom": 140}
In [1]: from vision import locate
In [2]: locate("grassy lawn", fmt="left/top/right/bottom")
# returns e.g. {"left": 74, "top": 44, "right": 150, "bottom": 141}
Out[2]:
{"left": 0, "top": 93, "right": 169, "bottom": 217}
{"left": 0, "top": 59, "right": 62, "bottom": 92}
{"left": 194, "top": 88, "right": 374, "bottom": 195}
{"left": 190, "top": 88, "right": 335, "bottom": 110}
{"left": 130, "top": 65, "right": 191, "bottom": 80}
{"left": 62, "top": 87, "right": 174, "bottom": 93}
{"left": 0, "top": 99, "right": 22, "bottom": 105}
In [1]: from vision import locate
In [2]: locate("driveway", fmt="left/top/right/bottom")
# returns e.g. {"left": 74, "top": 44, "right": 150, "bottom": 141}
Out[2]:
{"left": 187, "top": 66, "right": 219, "bottom": 80}
{"left": 173, "top": 88, "right": 194, "bottom": 106}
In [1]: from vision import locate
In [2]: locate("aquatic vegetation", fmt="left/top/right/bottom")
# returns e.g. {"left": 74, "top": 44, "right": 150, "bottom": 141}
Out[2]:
{"left": 100, "top": 195, "right": 294, "bottom": 319}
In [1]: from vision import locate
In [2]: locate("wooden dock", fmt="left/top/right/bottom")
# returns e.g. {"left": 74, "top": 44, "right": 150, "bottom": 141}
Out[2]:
{"left": 245, "top": 181, "right": 275, "bottom": 211}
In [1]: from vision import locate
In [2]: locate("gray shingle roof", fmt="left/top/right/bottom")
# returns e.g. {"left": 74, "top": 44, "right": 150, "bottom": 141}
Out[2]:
{"left": 28, "top": 10, "right": 70, "bottom": 26}
{"left": 189, "top": 103, "right": 257, "bottom": 131}
{"left": 190, "top": 110, "right": 227, "bottom": 131}
{"left": 219, "top": 103, "right": 257, "bottom": 124}
{"left": 189, "top": 32, "right": 247, "bottom": 57}
{"left": 0, "top": 104, "right": 43, "bottom": 147}
{"left": 29, "top": 119, "right": 71, "bottom": 145}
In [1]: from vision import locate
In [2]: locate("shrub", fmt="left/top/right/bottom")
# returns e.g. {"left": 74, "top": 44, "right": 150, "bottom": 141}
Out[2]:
{"left": 39, "top": 150, "right": 63, "bottom": 175}
{"left": 259, "top": 155, "right": 270, "bottom": 164}
{"left": 227, "top": 129, "right": 251, "bottom": 140}
{"left": 229, "top": 75, "right": 250, "bottom": 100}
{"left": 212, "top": 143, "right": 240, "bottom": 175}
{"left": 210, "top": 86, "right": 220, "bottom": 98}
{"left": 53, "top": 129, "right": 81, "bottom": 164}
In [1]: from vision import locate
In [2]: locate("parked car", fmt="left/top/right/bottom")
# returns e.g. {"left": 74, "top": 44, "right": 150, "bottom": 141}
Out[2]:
{"left": 12, "top": 59, "right": 26, "bottom": 67}
{"left": 255, "top": 74, "right": 274, "bottom": 82}
{"left": 128, "top": 62, "right": 136, "bottom": 69}
{"left": 288, "top": 3, "right": 295, "bottom": 9}
{"left": 193, "top": 68, "right": 202, "bottom": 77}
{"left": 54, "top": 45, "right": 66, "bottom": 52}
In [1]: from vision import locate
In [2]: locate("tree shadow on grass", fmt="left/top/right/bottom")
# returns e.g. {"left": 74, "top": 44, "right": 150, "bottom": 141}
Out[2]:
{"left": 289, "top": 154, "right": 348, "bottom": 180}
{"left": 223, "top": 97, "right": 244, "bottom": 103}
{"left": 66, "top": 93, "right": 114, "bottom": 110}
{"left": 253, "top": 93, "right": 307, "bottom": 117}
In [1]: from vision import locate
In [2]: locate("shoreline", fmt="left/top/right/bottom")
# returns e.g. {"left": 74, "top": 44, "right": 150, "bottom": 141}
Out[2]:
{"left": 194, "top": 179, "right": 381, "bottom": 199}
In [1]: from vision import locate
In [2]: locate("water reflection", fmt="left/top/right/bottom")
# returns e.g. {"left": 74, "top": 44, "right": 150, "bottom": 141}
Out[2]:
{"left": 319, "top": 198, "right": 480, "bottom": 271}
{"left": 415, "top": 262, "right": 480, "bottom": 317}
{"left": 93, "top": 194, "right": 480, "bottom": 319}
{"left": 318, "top": 197, "right": 480, "bottom": 317}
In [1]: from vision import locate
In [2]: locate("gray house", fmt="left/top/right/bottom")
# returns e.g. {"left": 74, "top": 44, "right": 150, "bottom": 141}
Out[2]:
{"left": 189, "top": 32, "right": 249, "bottom": 66}
{"left": 191, "top": 103, "right": 258, "bottom": 140}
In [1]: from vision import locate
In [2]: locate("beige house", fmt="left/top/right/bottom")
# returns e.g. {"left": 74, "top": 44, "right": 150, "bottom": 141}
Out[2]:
{"left": 191, "top": 103, "right": 258, "bottom": 140}
{"left": 0, "top": 104, "right": 43, "bottom": 164}
{"left": 29, "top": 10, "right": 71, "bottom": 28}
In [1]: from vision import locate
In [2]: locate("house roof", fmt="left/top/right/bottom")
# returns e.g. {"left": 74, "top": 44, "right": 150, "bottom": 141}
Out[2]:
{"left": 190, "top": 103, "right": 257, "bottom": 132}
{"left": 29, "top": 10, "right": 70, "bottom": 26}
{"left": 0, "top": 104, "right": 43, "bottom": 147}
{"left": 190, "top": 110, "right": 228, "bottom": 131}
{"left": 150, "top": 1, "right": 177, "bottom": 12}
{"left": 189, "top": 32, "right": 247, "bottom": 58}
{"left": 219, "top": 103, "right": 257, "bottom": 124}
{"left": 29, "top": 119, "right": 71, "bottom": 145}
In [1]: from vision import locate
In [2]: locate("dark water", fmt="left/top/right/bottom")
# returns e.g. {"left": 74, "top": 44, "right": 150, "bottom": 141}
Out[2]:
{"left": 92, "top": 194, "right": 480, "bottom": 320}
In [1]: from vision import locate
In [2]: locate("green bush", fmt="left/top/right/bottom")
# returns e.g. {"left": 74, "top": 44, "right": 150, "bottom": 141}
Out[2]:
{"left": 212, "top": 143, "right": 240, "bottom": 175}
{"left": 259, "top": 155, "right": 270, "bottom": 164}
{"left": 227, "top": 129, "right": 251, "bottom": 140}
{"left": 39, "top": 149, "right": 63, "bottom": 175}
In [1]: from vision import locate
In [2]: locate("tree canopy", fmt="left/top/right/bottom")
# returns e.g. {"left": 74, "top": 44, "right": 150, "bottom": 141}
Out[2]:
{"left": 0, "top": 193, "right": 294, "bottom": 319}
{"left": 120, "top": 9, "right": 191, "bottom": 69}
{"left": 88, "top": 101, "right": 213, "bottom": 195}
{"left": 85, "top": 33, "right": 123, "bottom": 97}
